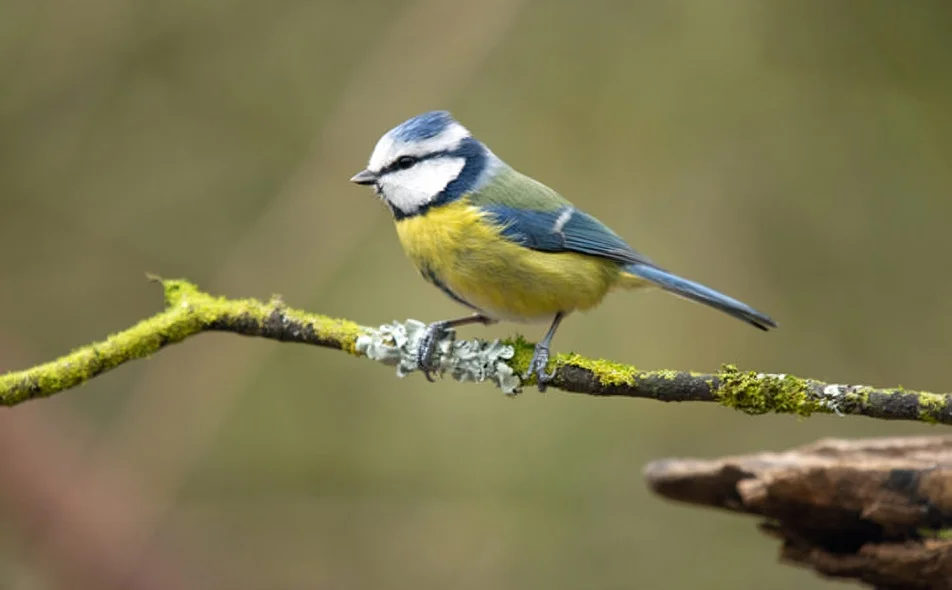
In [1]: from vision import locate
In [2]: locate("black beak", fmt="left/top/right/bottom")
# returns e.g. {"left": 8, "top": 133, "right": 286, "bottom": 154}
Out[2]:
{"left": 350, "top": 169, "right": 377, "bottom": 185}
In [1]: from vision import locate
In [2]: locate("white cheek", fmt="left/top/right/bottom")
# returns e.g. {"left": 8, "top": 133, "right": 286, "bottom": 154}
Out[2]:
{"left": 382, "top": 157, "right": 465, "bottom": 213}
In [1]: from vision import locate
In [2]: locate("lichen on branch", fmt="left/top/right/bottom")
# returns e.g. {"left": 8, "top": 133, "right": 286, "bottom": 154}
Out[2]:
{"left": 0, "top": 278, "right": 949, "bottom": 425}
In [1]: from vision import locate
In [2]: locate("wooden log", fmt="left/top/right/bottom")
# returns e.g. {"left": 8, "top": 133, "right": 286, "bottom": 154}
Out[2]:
{"left": 644, "top": 436, "right": 952, "bottom": 589}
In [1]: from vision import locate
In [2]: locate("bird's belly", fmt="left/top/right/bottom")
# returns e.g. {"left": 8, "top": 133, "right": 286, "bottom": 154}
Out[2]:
{"left": 446, "top": 248, "right": 620, "bottom": 322}
{"left": 395, "top": 203, "right": 621, "bottom": 322}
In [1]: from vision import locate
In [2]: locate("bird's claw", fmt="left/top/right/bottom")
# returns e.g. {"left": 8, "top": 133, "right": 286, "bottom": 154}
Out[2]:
{"left": 416, "top": 321, "right": 449, "bottom": 381}
{"left": 525, "top": 344, "right": 556, "bottom": 392}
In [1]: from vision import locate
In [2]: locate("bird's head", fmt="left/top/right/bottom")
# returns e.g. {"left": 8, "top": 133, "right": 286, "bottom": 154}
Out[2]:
{"left": 350, "top": 111, "right": 494, "bottom": 218}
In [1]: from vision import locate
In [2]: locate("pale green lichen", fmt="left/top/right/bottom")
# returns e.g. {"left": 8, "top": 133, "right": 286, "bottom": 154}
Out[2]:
{"left": 714, "top": 364, "right": 822, "bottom": 417}
{"left": 843, "top": 385, "right": 872, "bottom": 407}
{"left": 358, "top": 320, "right": 520, "bottom": 394}
{"left": 816, "top": 380, "right": 947, "bottom": 424}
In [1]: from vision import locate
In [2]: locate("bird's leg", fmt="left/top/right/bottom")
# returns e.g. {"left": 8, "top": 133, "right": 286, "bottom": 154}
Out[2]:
{"left": 526, "top": 312, "right": 564, "bottom": 392}
{"left": 417, "top": 314, "right": 496, "bottom": 381}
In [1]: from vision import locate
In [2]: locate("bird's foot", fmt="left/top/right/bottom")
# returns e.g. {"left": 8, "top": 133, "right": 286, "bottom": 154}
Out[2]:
{"left": 416, "top": 321, "right": 450, "bottom": 381}
{"left": 525, "top": 343, "right": 556, "bottom": 392}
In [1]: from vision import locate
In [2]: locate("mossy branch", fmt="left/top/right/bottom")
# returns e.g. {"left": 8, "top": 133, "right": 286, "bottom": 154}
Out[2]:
{"left": 1, "top": 279, "right": 949, "bottom": 425}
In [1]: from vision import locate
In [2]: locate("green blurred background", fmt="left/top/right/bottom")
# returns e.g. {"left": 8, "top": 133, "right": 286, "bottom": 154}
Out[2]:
{"left": 2, "top": 0, "right": 951, "bottom": 588}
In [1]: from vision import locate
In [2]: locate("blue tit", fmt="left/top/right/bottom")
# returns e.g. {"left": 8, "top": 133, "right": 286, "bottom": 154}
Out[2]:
{"left": 351, "top": 111, "right": 776, "bottom": 390}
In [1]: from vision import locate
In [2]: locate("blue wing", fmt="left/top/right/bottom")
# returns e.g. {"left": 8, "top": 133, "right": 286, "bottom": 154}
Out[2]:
{"left": 479, "top": 204, "right": 777, "bottom": 330}
{"left": 481, "top": 205, "right": 654, "bottom": 266}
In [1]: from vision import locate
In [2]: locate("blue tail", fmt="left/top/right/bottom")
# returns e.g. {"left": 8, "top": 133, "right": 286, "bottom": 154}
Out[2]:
{"left": 625, "top": 264, "right": 777, "bottom": 331}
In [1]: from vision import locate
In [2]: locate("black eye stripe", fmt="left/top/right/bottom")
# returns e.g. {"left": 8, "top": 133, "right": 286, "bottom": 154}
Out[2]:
{"left": 379, "top": 149, "right": 453, "bottom": 176}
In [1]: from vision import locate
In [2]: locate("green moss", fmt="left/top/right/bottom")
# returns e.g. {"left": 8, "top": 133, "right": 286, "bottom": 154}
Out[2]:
{"left": 503, "top": 335, "right": 537, "bottom": 379}
{"left": 0, "top": 291, "right": 210, "bottom": 405}
{"left": 556, "top": 352, "right": 637, "bottom": 386}
{"left": 648, "top": 368, "right": 688, "bottom": 381}
{"left": 162, "top": 277, "right": 203, "bottom": 307}
{"left": 288, "top": 307, "right": 365, "bottom": 355}
{"left": 0, "top": 278, "right": 371, "bottom": 406}
{"left": 715, "top": 364, "right": 822, "bottom": 417}
{"left": 11, "top": 277, "right": 947, "bottom": 426}
{"left": 164, "top": 279, "right": 364, "bottom": 355}
{"left": 917, "top": 392, "right": 947, "bottom": 424}
{"left": 918, "top": 527, "right": 952, "bottom": 540}
{"left": 844, "top": 385, "right": 871, "bottom": 406}
{"left": 502, "top": 334, "right": 638, "bottom": 387}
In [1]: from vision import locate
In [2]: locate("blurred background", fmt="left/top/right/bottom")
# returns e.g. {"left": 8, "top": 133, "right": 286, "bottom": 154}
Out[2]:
{"left": 1, "top": 0, "right": 951, "bottom": 588}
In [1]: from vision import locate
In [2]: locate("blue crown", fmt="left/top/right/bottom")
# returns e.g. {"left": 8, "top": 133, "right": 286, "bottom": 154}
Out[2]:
{"left": 391, "top": 110, "right": 456, "bottom": 142}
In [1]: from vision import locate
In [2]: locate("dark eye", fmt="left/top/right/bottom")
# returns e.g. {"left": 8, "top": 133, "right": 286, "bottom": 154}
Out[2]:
{"left": 396, "top": 155, "right": 418, "bottom": 169}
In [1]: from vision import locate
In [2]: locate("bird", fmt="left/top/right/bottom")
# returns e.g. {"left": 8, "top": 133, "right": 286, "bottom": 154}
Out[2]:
{"left": 350, "top": 111, "right": 776, "bottom": 390}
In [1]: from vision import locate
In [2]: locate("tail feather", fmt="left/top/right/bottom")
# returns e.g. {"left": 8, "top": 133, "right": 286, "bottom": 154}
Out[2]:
{"left": 624, "top": 264, "right": 777, "bottom": 331}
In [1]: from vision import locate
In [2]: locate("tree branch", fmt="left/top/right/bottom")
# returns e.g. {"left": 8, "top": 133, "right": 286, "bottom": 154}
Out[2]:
{"left": 643, "top": 436, "right": 952, "bottom": 589}
{"left": 1, "top": 278, "right": 949, "bottom": 425}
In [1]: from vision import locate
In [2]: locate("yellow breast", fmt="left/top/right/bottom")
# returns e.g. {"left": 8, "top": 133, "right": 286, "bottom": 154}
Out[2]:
{"left": 394, "top": 199, "right": 625, "bottom": 322}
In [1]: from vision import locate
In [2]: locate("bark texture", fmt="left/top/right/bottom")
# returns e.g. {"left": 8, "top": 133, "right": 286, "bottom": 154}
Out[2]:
{"left": 644, "top": 436, "right": 952, "bottom": 589}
